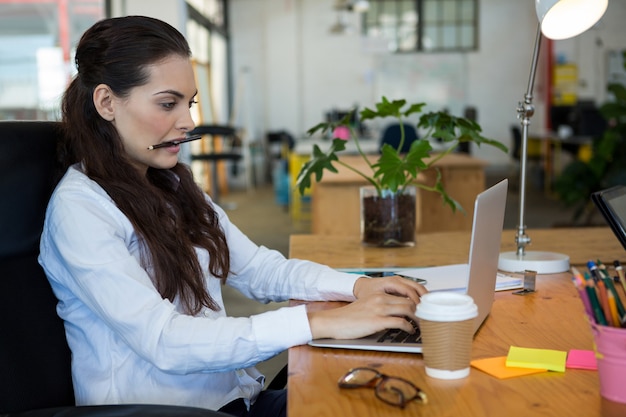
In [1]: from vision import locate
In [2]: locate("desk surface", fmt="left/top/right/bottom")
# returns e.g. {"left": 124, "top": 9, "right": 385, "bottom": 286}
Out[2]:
{"left": 287, "top": 228, "right": 626, "bottom": 417}
{"left": 290, "top": 227, "right": 626, "bottom": 268}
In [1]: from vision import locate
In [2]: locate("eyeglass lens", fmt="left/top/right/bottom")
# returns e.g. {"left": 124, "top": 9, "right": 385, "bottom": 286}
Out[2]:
{"left": 340, "top": 367, "right": 380, "bottom": 387}
{"left": 338, "top": 367, "right": 427, "bottom": 407}
{"left": 376, "top": 377, "right": 421, "bottom": 406}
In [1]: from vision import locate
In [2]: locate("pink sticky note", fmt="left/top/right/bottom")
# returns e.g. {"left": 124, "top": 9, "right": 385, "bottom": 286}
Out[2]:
{"left": 566, "top": 349, "right": 597, "bottom": 370}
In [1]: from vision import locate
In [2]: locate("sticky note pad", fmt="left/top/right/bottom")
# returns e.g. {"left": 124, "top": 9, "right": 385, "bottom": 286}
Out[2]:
{"left": 471, "top": 356, "right": 548, "bottom": 379}
{"left": 566, "top": 349, "right": 597, "bottom": 370}
{"left": 506, "top": 346, "right": 567, "bottom": 372}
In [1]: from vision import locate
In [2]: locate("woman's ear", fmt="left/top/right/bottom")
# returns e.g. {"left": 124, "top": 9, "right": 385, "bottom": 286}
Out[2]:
{"left": 93, "top": 84, "right": 115, "bottom": 121}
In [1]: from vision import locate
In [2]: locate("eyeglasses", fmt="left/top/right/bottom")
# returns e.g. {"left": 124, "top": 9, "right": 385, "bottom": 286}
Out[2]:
{"left": 338, "top": 367, "right": 428, "bottom": 408}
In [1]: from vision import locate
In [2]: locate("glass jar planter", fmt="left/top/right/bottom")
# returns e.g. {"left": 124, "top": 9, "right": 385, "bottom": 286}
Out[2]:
{"left": 360, "top": 186, "right": 416, "bottom": 247}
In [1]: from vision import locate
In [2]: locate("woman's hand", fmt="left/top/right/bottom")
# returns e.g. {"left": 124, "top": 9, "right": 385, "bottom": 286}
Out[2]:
{"left": 307, "top": 276, "right": 427, "bottom": 340}
{"left": 307, "top": 292, "right": 419, "bottom": 340}
{"left": 353, "top": 275, "right": 427, "bottom": 305}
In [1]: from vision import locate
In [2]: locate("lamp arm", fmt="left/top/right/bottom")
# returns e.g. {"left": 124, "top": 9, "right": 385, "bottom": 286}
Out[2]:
{"left": 515, "top": 24, "right": 543, "bottom": 256}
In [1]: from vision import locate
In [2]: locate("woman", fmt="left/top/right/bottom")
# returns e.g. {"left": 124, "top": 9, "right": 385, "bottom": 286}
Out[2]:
{"left": 38, "top": 16, "right": 426, "bottom": 417}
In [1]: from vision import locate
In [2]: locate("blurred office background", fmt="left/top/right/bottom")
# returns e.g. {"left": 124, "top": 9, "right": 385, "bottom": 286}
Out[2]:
{"left": 2, "top": 0, "right": 625, "bottom": 169}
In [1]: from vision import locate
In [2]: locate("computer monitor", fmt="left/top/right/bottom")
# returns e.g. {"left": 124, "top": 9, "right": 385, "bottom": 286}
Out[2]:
{"left": 576, "top": 101, "right": 607, "bottom": 138}
{"left": 550, "top": 102, "right": 607, "bottom": 139}
{"left": 549, "top": 105, "right": 576, "bottom": 132}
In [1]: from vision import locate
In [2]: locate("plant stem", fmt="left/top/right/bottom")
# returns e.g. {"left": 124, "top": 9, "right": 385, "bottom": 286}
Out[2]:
{"left": 348, "top": 125, "right": 376, "bottom": 172}
{"left": 335, "top": 159, "right": 381, "bottom": 193}
{"left": 396, "top": 121, "right": 406, "bottom": 154}
{"left": 424, "top": 140, "right": 458, "bottom": 167}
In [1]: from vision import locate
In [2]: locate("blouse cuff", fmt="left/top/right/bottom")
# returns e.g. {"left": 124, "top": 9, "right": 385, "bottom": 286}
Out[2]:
{"left": 251, "top": 304, "right": 312, "bottom": 353}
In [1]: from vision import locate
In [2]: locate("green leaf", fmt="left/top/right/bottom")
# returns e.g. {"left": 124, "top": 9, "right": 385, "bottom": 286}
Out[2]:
{"left": 305, "top": 111, "right": 356, "bottom": 137}
{"left": 432, "top": 169, "right": 464, "bottom": 213}
{"left": 403, "top": 102, "right": 427, "bottom": 117}
{"left": 360, "top": 96, "right": 406, "bottom": 120}
{"left": 372, "top": 140, "right": 432, "bottom": 192}
{"left": 608, "top": 83, "right": 626, "bottom": 103}
{"left": 600, "top": 101, "right": 626, "bottom": 120}
{"left": 295, "top": 139, "right": 346, "bottom": 195}
{"left": 417, "top": 112, "right": 508, "bottom": 153}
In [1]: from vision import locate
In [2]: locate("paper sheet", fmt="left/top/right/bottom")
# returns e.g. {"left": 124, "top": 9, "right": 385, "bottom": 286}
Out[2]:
{"left": 506, "top": 346, "right": 567, "bottom": 372}
{"left": 393, "top": 264, "right": 523, "bottom": 292}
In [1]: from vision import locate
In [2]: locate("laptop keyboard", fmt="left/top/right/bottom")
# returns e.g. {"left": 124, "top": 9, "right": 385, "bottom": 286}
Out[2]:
{"left": 376, "top": 320, "right": 422, "bottom": 344}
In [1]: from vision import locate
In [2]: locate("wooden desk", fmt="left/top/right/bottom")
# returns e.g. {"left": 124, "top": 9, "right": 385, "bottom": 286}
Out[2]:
{"left": 290, "top": 227, "right": 626, "bottom": 268}
{"left": 287, "top": 228, "right": 626, "bottom": 417}
{"left": 310, "top": 153, "right": 486, "bottom": 235}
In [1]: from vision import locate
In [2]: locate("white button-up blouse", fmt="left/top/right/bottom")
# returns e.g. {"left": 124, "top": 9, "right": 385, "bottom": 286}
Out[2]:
{"left": 38, "top": 165, "right": 359, "bottom": 411}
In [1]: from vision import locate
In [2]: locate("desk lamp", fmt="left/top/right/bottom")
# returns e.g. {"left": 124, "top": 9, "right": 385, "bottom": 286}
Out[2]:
{"left": 498, "top": 0, "right": 608, "bottom": 274}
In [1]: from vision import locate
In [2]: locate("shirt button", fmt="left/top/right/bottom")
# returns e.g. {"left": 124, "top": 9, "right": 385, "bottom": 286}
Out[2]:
{"left": 203, "top": 310, "right": 210, "bottom": 317}
{"left": 236, "top": 369, "right": 245, "bottom": 377}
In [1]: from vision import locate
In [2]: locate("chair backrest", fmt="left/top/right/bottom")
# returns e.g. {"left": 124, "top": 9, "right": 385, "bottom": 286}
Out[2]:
{"left": 379, "top": 123, "right": 419, "bottom": 154}
{"left": 510, "top": 125, "right": 522, "bottom": 160}
{"left": 0, "top": 121, "right": 75, "bottom": 413}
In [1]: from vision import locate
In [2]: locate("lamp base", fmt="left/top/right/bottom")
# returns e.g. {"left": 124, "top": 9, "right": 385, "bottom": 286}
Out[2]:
{"left": 498, "top": 251, "right": 570, "bottom": 274}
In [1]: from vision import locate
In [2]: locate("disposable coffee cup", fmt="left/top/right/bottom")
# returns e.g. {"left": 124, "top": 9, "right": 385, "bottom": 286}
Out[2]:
{"left": 592, "top": 322, "right": 626, "bottom": 403}
{"left": 415, "top": 292, "right": 478, "bottom": 380}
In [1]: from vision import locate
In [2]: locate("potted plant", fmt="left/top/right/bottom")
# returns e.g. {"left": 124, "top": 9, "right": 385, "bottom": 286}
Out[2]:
{"left": 553, "top": 79, "right": 626, "bottom": 225}
{"left": 295, "top": 96, "right": 507, "bottom": 247}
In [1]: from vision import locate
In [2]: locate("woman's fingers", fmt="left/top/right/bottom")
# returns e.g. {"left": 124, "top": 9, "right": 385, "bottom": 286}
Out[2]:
{"left": 353, "top": 275, "right": 428, "bottom": 304}
{"left": 307, "top": 293, "right": 418, "bottom": 340}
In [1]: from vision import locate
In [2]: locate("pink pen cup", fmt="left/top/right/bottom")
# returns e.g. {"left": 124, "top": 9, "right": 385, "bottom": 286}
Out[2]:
{"left": 592, "top": 322, "right": 626, "bottom": 403}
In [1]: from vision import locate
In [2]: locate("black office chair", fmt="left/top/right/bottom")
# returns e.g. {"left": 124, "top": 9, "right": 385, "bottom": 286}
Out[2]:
{"left": 379, "top": 123, "right": 419, "bottom": 154}
{"left": 0, "top": 120, "right": 232, "bottom": 417}
{"left": 509, "top": 125, "right": 545, "bottom": 190}
{"left": 510, "top": 125, "right": 522, "bottom": 161}
{"left": 190, "top": 124, "right": 242, "bottom": 204}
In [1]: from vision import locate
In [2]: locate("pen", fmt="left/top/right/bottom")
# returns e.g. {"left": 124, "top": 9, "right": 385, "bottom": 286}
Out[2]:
{"left": 587, "top": 260, "right": 601, "bottom": 282}
{"left": 147, "top": 134, "right": 203, "bottom": 150}
{"left": 597, "top": 259, "right": 611, "bottom": 280}
{"left": 614, "top": 260, "right": 626, "bottom": 295}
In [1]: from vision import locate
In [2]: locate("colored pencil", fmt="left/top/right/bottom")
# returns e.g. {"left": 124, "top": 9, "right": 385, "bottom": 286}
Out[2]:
{"left": 572, "top": 276, "right": 594, "bottom": 320}
{"left": 608, "top": 291, "right": 621, "bottom": 327}
{"left": 596, "top": 279, "right": 612, "bottom": 326}
{"left": 584, "top": 273, "right": 608, "bottom": 326}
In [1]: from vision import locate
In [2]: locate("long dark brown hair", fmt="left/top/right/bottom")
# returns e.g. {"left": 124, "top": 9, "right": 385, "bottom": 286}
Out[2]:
{"left": 60, "top": 16, "right": 229, "bottom": 314}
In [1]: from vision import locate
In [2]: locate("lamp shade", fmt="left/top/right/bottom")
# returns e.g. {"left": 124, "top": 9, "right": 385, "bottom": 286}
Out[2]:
{"left": 536, "top": 0, "right": 608, "bottom": 40}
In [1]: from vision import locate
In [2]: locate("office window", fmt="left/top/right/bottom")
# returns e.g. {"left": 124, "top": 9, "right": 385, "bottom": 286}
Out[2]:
{"left": 185, "top": 0, "right": 229, "bottom": 123}
{"left": 0, "top": 0, "right": 105, "bottom": 120}
{"left": 363, "top": 0, "right": 478, "bottom": 52}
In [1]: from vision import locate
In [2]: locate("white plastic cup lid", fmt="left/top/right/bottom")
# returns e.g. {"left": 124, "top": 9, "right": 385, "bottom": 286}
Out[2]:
{"left": 415, "top": 292, "right": 478, "bottom": 322}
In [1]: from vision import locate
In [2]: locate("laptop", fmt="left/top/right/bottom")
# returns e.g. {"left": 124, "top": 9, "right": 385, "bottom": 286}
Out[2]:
{"left": 591, "top": 185, "right": 626, "bottom": 250}
{"left": 308, "top": 179, "right": 508, "bottom": 353}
